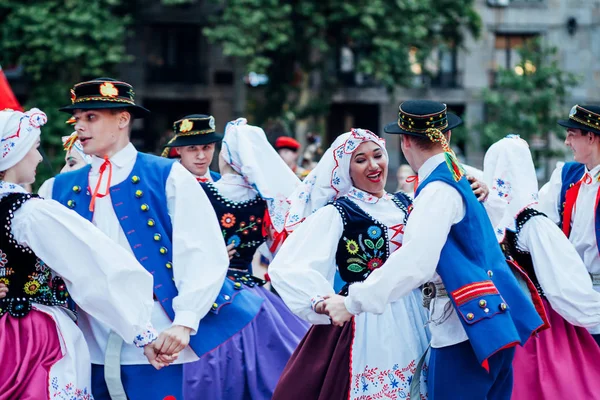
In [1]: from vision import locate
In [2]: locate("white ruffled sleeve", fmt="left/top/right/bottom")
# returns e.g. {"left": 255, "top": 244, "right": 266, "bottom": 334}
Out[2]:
{"left": 518, "top": 215, "right": 600, "bottom": 328}
{"left": 12, "top": 197, "right": 157, "bottom": 346}
{"left": 269, "top": 205, "right": 343, "bottom": 324}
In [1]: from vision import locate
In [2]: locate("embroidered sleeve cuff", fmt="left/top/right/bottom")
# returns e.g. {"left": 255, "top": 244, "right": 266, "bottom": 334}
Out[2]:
{"left": 344, "top": 295, "right": 362, "bottom": 315}
{"left": 133, "top": 325, "right": 158, "bottom": 348}
{"left": 310, "top": 295, "right": 326, "bottom": 312}
{"left": 173, "top": 310, "right": 200, "bottom": 335}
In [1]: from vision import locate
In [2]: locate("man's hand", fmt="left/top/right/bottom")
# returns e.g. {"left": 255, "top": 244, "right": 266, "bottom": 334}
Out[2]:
{"left": 467, "top": 175, "right": 489, "bottom": 202}
{"left": 0, "top": 283, "right": 7, "bottom": 299}
{"left": 226, "top": 243, "right": 237, "bottom": 260}
{"left": 154, "top": 325, "right": 192, "bottom": 356}
{"left": 144, "top": 342, "right": 168, "bottom": 370}
{"left": 322, "top": 294, "right": 353, "bottom": 327}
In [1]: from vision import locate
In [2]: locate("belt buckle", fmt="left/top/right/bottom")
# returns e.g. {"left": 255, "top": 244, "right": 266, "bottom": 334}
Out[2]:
{"left": 422, "top": 282, "right": 437, "bottom": 299}
{"left": 590, "top": 273, "right": 600, "bottom": 286}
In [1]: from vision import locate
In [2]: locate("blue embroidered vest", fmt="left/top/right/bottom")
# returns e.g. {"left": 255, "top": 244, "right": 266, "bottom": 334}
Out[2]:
{"left": 330, "top": 194, "right": 410, "bottom": 295}
{"left": 416, "top": 163, "right": 545, "bottom": 368}
{"left": 558, "top": 162, "right": 600, "bottom": 253}
{"left": 201, "top": 182, "right": 266, "bottom": 272}
{"left": 53, "top": 152, "right": 262, "bottom": 357}
{"left": 0, "top": 193, "right": 71, "bottom": 318}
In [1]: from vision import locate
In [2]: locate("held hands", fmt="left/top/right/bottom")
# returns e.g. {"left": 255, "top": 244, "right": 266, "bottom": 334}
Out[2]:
{"left": 321, "top": 294, "right": 353, "bottom": 327}
{"left": 467, "top": 175, "right": 489, "bottom": 202}
{"left": 226, "top": 243, "right": 238, "bottom": 261}
{"left": 144, "top": 325, "right": 191, "bottom": 370}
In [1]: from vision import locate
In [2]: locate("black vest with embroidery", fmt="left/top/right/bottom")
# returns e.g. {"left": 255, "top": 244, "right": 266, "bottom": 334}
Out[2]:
{"left": 501, "top": 208, "right": 546, "bottom": 298}
{"left": 202, "top": 182, "right": 267, "bottom": 272}
{"left": 331, "top": 194, "right": 410, "bottom": 294}
{"left": 0, "top": 193, "right": 70, "bottom": 318}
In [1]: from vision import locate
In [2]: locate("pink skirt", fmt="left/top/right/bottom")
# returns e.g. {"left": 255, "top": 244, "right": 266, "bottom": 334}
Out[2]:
{"left": 512, "top": 298, "right": 600, "bottom": 399}
{"left": 0, "top": 309, "right": 63, "bottom": 400}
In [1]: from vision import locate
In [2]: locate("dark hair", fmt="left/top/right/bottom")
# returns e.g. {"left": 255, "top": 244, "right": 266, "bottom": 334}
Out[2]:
{"left": 109, "top": 108, "right": 133, "bottom": 134}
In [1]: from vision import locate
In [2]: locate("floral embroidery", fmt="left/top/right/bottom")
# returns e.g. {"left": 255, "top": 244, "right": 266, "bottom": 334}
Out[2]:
{"left": 493, "top": 178, "right": 512, "bottom": 200}
{"left": 367, "top": 258, "right": 383, "bottom": 270}
{"left": 351, "top": 360, "right": 428, "bottom": 400}
{"left": 227, "top": 235, "right": 241, "bottom": 248}
{"left": 133, "top": 325, "right": 158, "bottom": 348}
{"left": 51, "top": 377, "right": 93, "bottom": 400}
{"left": 367, "top": 225, "right": 382, "bottom": 239}
{"left": 0, "top": 250, "right": 7, "bottom": 267}
{"left": 221, "top": 213, "right": 236, "bottom": 228}
{"left": 346, "top": 239, "right": 360, "bottom": 255}
{"left": 0, "top": 277, "right": 9, "bottom": 286}
{"left": 23, "top": 280, "right": 40, "bottom": 295}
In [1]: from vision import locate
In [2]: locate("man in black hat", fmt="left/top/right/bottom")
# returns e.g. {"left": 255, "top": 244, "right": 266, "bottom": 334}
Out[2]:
{"left": 323, "top": 100, "right": 544, "bottom": 400}
{"left": 162, "top": 114, "right": 222, "bottom": 182}
{"left": 39, "top": 78, "right": 230, "bottom": 399}
{"left": 538, "top": 104, "right": 600, "bottom": 346}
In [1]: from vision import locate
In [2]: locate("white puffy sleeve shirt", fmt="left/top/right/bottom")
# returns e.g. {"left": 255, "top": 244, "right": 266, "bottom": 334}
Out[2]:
{"left": 269, "top": 190, "right": 410, "bottom": 325}
{"left": 39, "top": 144, "right": 229, "bottom": 364}
{"left": 517, "top": 215, "right": 600, "bottom": 328}
{"left": 11, "top": 197, "right": 155, "bottom": 345}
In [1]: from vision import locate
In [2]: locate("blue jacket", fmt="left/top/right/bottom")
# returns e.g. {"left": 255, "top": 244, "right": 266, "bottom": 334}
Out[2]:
{"left": 53, "top": 152, "right": 262, "bottom": 357}
{"left": 416, "top": 162, "right": 545, "bottom": 369}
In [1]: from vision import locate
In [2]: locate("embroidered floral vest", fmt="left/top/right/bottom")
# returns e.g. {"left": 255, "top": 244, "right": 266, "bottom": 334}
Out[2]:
{"left": 501, "top": 208, "right": 546, "bottom": 298}
{"left": 330, "top": 196, "right": 409, "bottom": 294}
{"left": 0, "top": 193, "right": 70, "bottom": 318}
{"left": 202, "top": 182, "right": 267, "bottom": 272}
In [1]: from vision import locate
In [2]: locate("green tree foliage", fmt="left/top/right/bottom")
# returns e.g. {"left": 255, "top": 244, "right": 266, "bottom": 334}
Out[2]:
{"left": 190, "top": 0, "right": 481, "bottom": 128}
{"left": 482, "top": 39, "right": 579, "bottom": 177}
{"left": 0, "top": 0, "right": 130, "bottom": 182}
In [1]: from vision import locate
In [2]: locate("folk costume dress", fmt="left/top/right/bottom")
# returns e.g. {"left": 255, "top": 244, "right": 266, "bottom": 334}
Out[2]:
{"left": 0, "top": 109, "right": 157, "bottom": 400}
{"left": 483, "top": 136, "right": 600, "bottom": 400}
{"left": 270, "top": 129, "right": 430, "bottom": 400}
{"left": 183, "top": 119, "right": 308, "bottom": 400}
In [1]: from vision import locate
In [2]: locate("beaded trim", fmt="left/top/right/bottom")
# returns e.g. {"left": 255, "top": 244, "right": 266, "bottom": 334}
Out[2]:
{"left": 73, "top": 96, "right": 134, "bottom": 105}
{"left": 203, "top": 182, "right": 261, "bottom": 208}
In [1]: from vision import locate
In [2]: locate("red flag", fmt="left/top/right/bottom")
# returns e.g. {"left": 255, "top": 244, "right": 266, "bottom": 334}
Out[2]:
{"left": 0, "top": 67, "right": 23, "bottom": 111}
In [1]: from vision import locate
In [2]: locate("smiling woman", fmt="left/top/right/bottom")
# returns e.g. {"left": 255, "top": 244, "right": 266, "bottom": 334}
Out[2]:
{"left": 269, "top": 129, "right": 430, "bottom": 400}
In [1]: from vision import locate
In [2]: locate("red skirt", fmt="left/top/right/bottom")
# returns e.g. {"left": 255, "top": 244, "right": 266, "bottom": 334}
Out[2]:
{"left": 272, "top": 321, "right": 354, "bottom": 400}
{"left": 0, "top": 310, "right": 63, "bottom": 400}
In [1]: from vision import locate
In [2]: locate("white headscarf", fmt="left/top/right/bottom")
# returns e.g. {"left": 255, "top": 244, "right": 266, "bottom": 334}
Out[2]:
{"left": 62, "top": 132, "right": 92, "bottom": 164}
{"left": 0, "top": 108, "right": 47, "bottom": 171}
{"left": 221, "top": 118, "right": 300, "bottom": 232}
{"left": 483, "top": 134, "right": 539, "bottom": 242}
{"left": 285, "top": 128, "right": 387, "bottom": 233}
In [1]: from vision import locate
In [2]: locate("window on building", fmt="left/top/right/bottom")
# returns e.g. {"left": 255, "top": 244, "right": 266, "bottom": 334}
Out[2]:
{"left": 493, "top": 33, "right": 538, "bottom": 70}
{"left": 146, "top": 24, "right": 208, "bottom": 84}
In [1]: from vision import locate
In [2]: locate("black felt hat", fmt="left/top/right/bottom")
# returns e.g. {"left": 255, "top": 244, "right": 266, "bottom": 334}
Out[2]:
{"left": 558, "top": 104, "right": 600, "bottom": 135}
{"left": 384, "top": 100, "right": 462, "bottom": 136}
{"left": 162, "top": 114, "right": 223, "bottom": 158}
{"left": 59, "top": 77, "right": 150, "bottom": 118}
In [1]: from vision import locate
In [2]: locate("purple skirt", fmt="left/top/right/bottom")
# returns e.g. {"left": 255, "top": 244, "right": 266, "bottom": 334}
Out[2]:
{"left": 183, "top": 286, "right": 308, "bottom": 400}
{"left": 512, "top": 298, "right": 600, "bottom": 399}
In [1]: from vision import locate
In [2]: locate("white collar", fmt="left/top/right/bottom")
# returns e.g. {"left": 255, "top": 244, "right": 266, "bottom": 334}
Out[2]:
{"left": 0, "top": 181, "right": 28, "bottom": 196}
{"left": 91, "top": 143, "right": 137, "bottom": 171}
{"left": 418, "top": 153, "right": 447, "bottom": 182}
{"left": 347, "top": 187, "right": 392, "bottom": 204}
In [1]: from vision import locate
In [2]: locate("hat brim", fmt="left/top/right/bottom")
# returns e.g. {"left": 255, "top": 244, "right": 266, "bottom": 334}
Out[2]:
{"left": 384, "top": 112, "right": 463, "bottom": 136}
{"left": 558, "top": 119, "right": 600, "bottom": 135}
{"left": 164, "top": 133, "right": 224, "bottom": 149}
{"left": 59, "top": 101, "right": 150, "bottom": 119}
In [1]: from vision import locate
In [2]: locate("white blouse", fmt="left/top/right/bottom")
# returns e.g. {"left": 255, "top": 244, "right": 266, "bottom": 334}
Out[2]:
{"left": 517, "top": 215, "right": 600, "bottom": 328}
{"left": 9, "top": 194, "right": 155, "bottom": 346}
{"left": 269, "top": 188, "right": 408, "bottom": 325}
{"left": 39, "top": 143, "right": 229, "bottom": 364}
